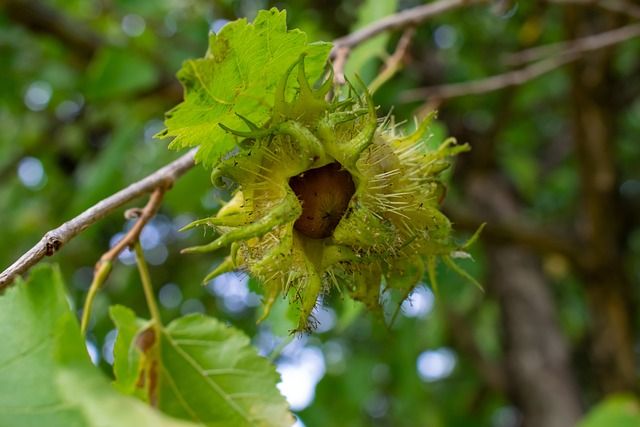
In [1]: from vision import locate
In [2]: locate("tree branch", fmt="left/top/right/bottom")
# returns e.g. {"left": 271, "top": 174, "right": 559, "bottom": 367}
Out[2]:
{"left": 12, "top": 2, "right": 632, "bottom": 291}
{"left": 564, "top": 11, "right": 637, "bottom": 393}
{"left": 331, "top": 0, "right": 486, "bottom": 55}
{"left": 459, "top": 173, "right": 583, "bottom": 427}
{"left": 446, "top": 206, "right": 581, "bottom": 264}
{"left": 99, "top": 188, "right": 167, "bottom": 267}
{"left": 0, "top": 148, "right": 197, "bottom": 290}
{"left": 445, "top": 308, "right": 506, "bottom": 392}
{"left": 368, "top": 28, "right": 416, "bottom": 93}
{"left": 402, "top": 53, "right": 579, "bottom": 102}
{"left": 80, "top": 187, "right": 166, "bottom": 334}
{"left": 504, "top": 21, "right": 640, "bottom": 66}
{"left": 547, "top": 0, "right": 640, "bottom": 20}
{"left": 401, "top": 22, "right": 640, "bottom": 102}
{"left": 330, "top": 0, "right": 486, "bottom": 82}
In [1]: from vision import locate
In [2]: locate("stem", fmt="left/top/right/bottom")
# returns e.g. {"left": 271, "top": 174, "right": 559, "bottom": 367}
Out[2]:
{"left": 77, "top": 188, "right": 166, "bottom": 334}
{"left": 133, "top": 242, "right": 162, "bottom": 325}
{"left": 368, "top": 27, "right": 415, "bottom": 94}
{"left": 80, "top": 261, "right": 112, "bottom": 335}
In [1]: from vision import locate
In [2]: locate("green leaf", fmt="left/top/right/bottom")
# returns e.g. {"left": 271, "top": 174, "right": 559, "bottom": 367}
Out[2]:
{"left": 0, "top": 264, "right": 198, "bottom": 427}
{"left": 159, "top": 8, "right": 332, "bottom": 167}
{"left": 55, "top": 313, "right": 197, "bottom": 427}
{"left": 84, "top": 47, "right": 159, "bottom": 100}
{"left": 112, "top": 306, "right": 293, "bottom": 427}
{"left": 109, "top": 305, "right": 148, "bottom": 397}
{"left": 578, "top": 395, "right": 640, "bottom": 427}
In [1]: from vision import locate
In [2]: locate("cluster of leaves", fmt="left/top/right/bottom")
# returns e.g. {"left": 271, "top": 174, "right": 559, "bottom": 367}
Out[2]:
{"left": 159, "top": 8, "right": 331, "bottom": 167}
{"left": 0, "top": 264, "right": 292, "bottom": 426}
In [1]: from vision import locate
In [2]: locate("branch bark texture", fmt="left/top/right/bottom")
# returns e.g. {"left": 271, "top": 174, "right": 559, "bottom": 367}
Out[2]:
{"left": 467, "top": 174, "right": 583, "bottom": 427}
{"left": 565, "top": 9, "right": 636, "bottom": 393}
{"left": 0, "top": 148, "right": 197, "bottom": 290}
{"left": 403, "top": 22, "right": 640, "bottom": 102}
{"left": 331, "top": 0, "right": 486, "bottom": 55}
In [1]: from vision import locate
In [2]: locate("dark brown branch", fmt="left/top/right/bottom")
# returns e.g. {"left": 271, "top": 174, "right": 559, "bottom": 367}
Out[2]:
{"left": 461, "top": 173, "right": 583, "bottom": 427}
{"left": 446, "top": 206, "right": 581, "bottom": 265}
{"left": 0, "top": 148, "right": 197, "bottom": 290}
{"left": 564, "top": 11, "right": 636, "bottom": 393}
{"left": 445, "top": 309, "right": 506, "bottom": 392}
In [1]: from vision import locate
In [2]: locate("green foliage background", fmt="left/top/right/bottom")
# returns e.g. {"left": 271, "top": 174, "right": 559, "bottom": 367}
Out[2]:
{"left": 1, "top": 0, "right": 639, "bottom": 426}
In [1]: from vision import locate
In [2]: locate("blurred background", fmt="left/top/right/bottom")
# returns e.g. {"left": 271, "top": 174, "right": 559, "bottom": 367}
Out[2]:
{"left": 1, "top": 0, "right": 639, "bottom": 426}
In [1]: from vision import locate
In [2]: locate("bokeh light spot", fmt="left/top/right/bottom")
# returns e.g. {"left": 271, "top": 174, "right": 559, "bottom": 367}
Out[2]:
{"left": 159, "top": 283, "right": 183, "bottom": 309}
{"left": 24, "top": 81, "right": 52, "bottom": 111}
{"left": 86, "top": 339, "right": 100, "bottom": 365}
{"left": 417, "top": 348, "right": 456, "bottom": 382}
{"left": 401, "top": 284, "right": 434, "bottom": 318}
{"left": 17, "top": 157, "right": 46, "bottom": 189}
{"left": 102, "top": 329, "right": 118, "bottom": 365}
{"left": 433, "top": 25, "right": 458, "bottom": 49}
{"left": 180, "top": 298, "right": 205, "bottom": 315}
{"left": 276, "top": 346, "right": 326, "bottom": 411}
{"left": 122, "top": 14, "right": 146, "bottom": 37}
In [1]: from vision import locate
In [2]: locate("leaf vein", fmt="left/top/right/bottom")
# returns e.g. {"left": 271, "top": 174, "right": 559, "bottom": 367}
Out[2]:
{"left": 159, "top": 362, "right": 205, "bottom": 424}
{"left": 162, "top": 331, "right": 254, "bottom": 424}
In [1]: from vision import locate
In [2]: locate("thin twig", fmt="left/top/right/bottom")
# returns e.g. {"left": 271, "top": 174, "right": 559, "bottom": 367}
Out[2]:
{"left": 401, "top": 54, "right": 579, "bottom": 102}
{"left": 330, "top": 0, "right": 486, "bottom": 82}
{"left": 402, "top": 22, "right": 640, "bottom": 102}
{"left": 80, "top": 188, "right": 166, "bottom": 334}
{"left": 547, "top": 0, "right": 640, "bottom": 19}
{"left": 0, "top": 148, "right": 197, "bottom": 290}
{"left": 99, "top": 188, "right": 166, "bottom": 267}
{"left": 331, "top": 0, "right": 486, "bottom": 55}
{"left": 504, "top": 21, "right": 640, "bottom": 66}
{"left": 369, "top": 27, "right": 416, "bottom": 93}
{"left": 332, "top": 47, "right": 351, "bottom": 85}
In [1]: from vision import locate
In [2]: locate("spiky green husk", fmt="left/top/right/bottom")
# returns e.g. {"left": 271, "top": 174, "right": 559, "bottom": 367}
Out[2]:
{"left": 184, "top": 56, "right": 478, "bottom": 332}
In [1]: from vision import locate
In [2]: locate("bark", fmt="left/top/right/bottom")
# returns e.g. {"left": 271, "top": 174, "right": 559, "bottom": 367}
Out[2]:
{"left": 466, "top": 174, "right": 583, "bottom": 427}
{"left": 565, "top": 8, "right": 637, "bottom": 394}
